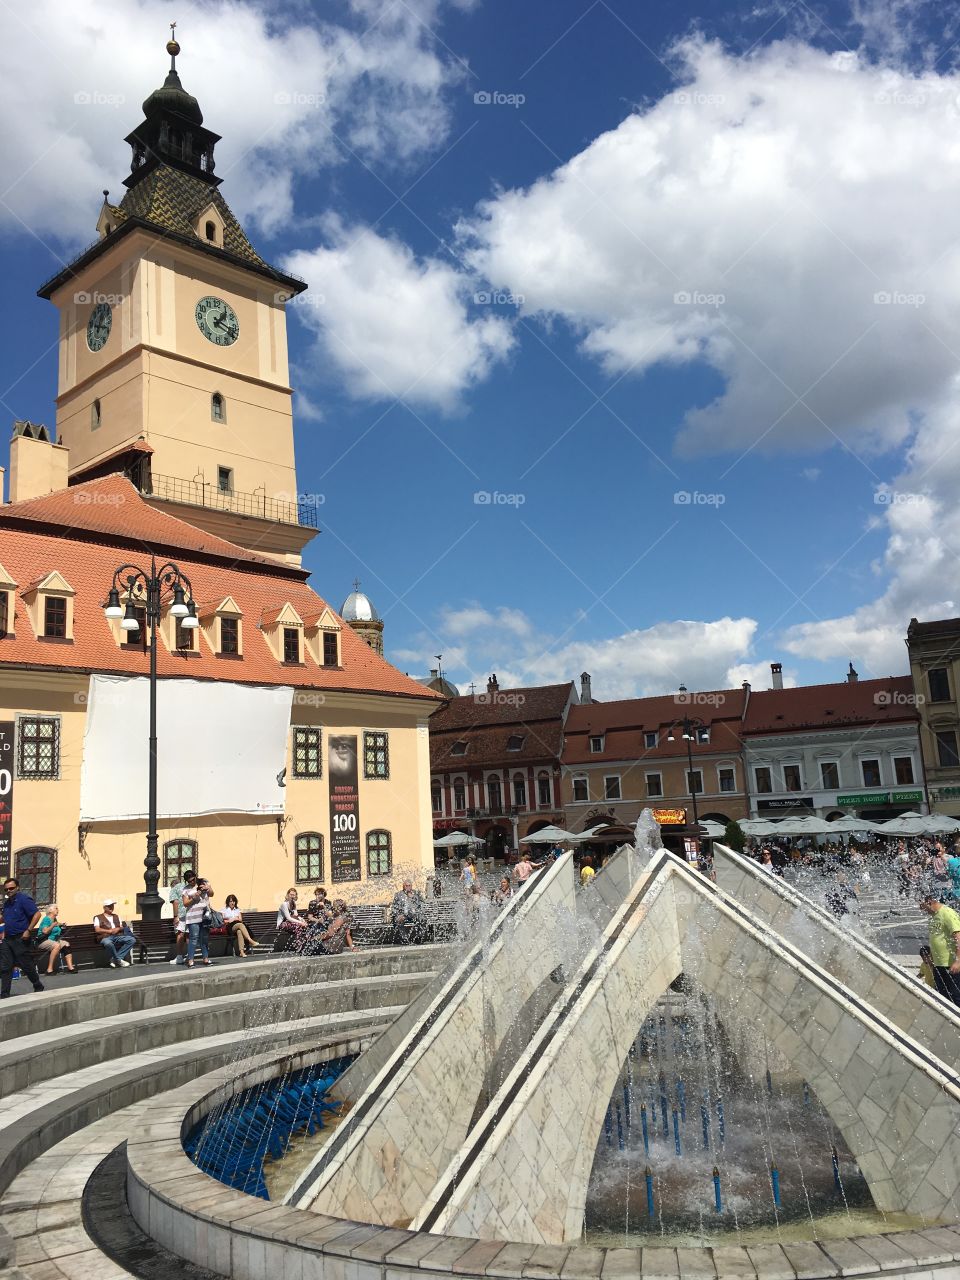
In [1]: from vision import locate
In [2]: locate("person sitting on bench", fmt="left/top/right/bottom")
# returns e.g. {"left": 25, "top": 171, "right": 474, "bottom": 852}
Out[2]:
{"left": 94, "top": 898, "right": 136, "bottom": 968}
{"left": 390, "top": 880, "right": 428, "bottom": 944}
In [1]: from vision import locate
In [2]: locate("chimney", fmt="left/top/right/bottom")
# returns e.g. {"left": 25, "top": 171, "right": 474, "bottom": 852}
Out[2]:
{"left": 487, "top": 674, "right": 499, "bottom": 694}
{"left": 847, "top": 662, "right": 858, "bottom": 683}
{"left": 771, "top": 662, "right": 783, "bottom": 690}
{"left": 580, "top": 671, "right": 592, "bottom": 703}
{"left": 9, "top": 422, "right": 68, "bottom": 502}
{"left": 742, "top": 680, "right": 750, "bottom": 691}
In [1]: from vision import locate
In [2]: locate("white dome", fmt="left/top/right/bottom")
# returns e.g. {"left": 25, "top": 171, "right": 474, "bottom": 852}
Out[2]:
{"left": 341, "top": 588, "right": 380, "bottom": 623}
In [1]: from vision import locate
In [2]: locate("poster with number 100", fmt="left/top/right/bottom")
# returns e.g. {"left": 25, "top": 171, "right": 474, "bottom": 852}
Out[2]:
{"left": 0, "top": 722, "right": 13, "bottom": 881}
{"left": 329, "top": 734, "right": 361, "bottom": 882}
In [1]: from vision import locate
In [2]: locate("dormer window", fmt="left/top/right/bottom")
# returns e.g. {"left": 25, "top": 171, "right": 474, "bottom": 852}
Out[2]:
{"left": 175, "top": 617, "right": 195, "bottom": 651}
{"left": 123, "top": 605, "right": 146, "bottom": 647}
{"left": 589, "top": 735, "right": 604, "bottom": 753}
{"left": 0, "top": 592, "right": 8, "bottom": 639}
{"left": 283, "top": 627, "right": 301, "bottom": 664}
{"left": 323, "top": 631, "right": 339, "bottom": 667}
{"left": 211, "top": 393, "right": 225, "bottom": 423}
{"left": 44, "top": 596, "right": 66, "bottom": 638}
{"left": 220, "top": 616, "right": 239, "bottom": 655}
{"left": 451, "top": 740, "right": 468, "bottom": 756}
{"left": 205, "top": 220, "right": 216, "bottom": 241}
{"left": 506, "top": 735, "right": 525, "bottom": 751}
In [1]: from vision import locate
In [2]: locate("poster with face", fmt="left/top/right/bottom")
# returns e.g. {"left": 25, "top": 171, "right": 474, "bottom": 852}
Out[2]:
{"left": 329, "top": 734, "right": 361, "bottom": 882}
{"left": 0, "top": 722, "right": 13, "bottom": 881}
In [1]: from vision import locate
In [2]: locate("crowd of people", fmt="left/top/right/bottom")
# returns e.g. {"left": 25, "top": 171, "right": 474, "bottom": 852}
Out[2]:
{"left": 749, "top": 834, "right": 960, "bottom": 1009}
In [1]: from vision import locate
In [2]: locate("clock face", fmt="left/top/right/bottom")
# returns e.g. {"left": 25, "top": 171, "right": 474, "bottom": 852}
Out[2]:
{"left": 86, "top": 302, "right": 112, "bottom": 352}
{"left": 195, "top": 295, "right": 239, "bottom": 347}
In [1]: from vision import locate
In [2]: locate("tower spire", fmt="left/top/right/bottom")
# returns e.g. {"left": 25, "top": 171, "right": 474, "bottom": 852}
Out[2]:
{"left": 167, "top": 22, "right": 180, "bottom": 68}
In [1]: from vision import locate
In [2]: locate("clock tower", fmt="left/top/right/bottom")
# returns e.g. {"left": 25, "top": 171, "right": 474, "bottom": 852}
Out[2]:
{"left": 38, "top": 32, "right": 315, "bottom": 566}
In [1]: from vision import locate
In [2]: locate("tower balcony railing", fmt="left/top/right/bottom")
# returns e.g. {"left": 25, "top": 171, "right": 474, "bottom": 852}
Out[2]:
{"left": 144, "top": 473, "right": 319, "bottom": 528}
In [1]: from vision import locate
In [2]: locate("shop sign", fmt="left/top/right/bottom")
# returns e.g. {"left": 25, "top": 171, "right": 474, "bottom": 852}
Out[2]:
{"left": 652, "top": 807, "right": 686, "bottom": 825}
{"left": 757, "top": 797, "right": 814, "bottom": 811}
{"left": 891, "top": 789, "right": 924, "bottom": 804}
{"left": 936, "top": 786, "right": 960, "bottom": 799}
{"left": 837, "top": 792, "right": 888, "bottom": 807}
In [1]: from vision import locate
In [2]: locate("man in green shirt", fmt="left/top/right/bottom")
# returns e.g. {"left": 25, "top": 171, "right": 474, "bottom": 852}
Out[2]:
{"left": 920, "top": 893, "right": 960, "bottom": 1006}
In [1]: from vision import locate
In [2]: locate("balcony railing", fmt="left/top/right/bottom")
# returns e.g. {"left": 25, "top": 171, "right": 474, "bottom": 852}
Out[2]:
{"left": 144, "top": 473, "right": 319, "bottom": 528}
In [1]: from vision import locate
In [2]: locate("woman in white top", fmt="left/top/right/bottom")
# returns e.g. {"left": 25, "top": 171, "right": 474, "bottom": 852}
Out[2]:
{"left": 277, "top": 888, "right": 307, "bottom": 938}
{"left": 222, "top": 894, "right": 255, "bottom": 957}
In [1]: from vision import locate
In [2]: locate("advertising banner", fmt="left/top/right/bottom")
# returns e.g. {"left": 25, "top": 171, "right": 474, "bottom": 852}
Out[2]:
{"left": 329, "top": 734, "right": 361, "bottom": 882}
{"left": 0, "top": 722, "right": 13, "bottom": 881}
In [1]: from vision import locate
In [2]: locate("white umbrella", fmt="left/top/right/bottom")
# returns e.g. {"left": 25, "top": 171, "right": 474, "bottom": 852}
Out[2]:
{"left": 697, "top": 819, "right": 727, "bottom": 838}
{"left": 772, "top": 815, "right": 837, "bottom": 836}
{"left": 740, "top": 819, "right": 782, "bottom": 836}
{"left": 926, "top": 815, "right": 960, "bottom": 833}
{"left": 874, "top": 816, "right": 929, "bottom": 836}
{"left": 521, "top": 824, "right": 580, "bottom": 843}
{"left": 825, "top": 815, "right": 886, "bottom": 833}
{"left": 433, "top": 831, "right": 482, "bottom": 847}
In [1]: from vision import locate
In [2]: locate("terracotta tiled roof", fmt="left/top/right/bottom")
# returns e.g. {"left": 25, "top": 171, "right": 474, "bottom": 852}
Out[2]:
{"left": 742, "top": 677, "right": 917, "bottom": 735}
{"left": 431, "top": 723, "right": 564, "bottom": 771}
{"left": 2, "top": 474, "right": 277, "bottom": 568}
{"left": 0, "top": 479, "right": 439, "bottom": 703}
{"left": 430, "top": 683, "right": 574, "bottom": 733}
{"left": 117, "top": 166, "right": 269, "bottom": 269}
{"left": 70, "top": 439, "right": 153, "bottom": 482}
{"left": 563, "top": 690, "right": 747, "bottom": 765}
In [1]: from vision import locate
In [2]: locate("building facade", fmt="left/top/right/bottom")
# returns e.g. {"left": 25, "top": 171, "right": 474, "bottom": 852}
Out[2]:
{"left": 429, "top": 676, "right": 578, "bottom": 857}
{"left": 561, "top": 688, "right": 750, "bottom": 835}
{"left": 742, "top": 674, "right": 925, "bottom": 821}
{"left": 0, "top": 42, "right": 439, "bottom": 916}
{"left": 906, "top": 616, "right": 960, "bottom": 816}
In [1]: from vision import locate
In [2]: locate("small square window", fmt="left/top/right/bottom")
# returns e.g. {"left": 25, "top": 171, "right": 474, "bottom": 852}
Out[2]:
{"left": 283, "top": 627, "right": 301, "bottom": 664}
{"left": 217, "top": 466, "right": 233, "bottom": 494}
{"left": 323, "top": 631, "right": 339, "bottom": 666}
{"left": 220, "top": 617, "right": 239, "bottom": 655}
{"left": 44, "top": 596, "right": 67, "bottom": 638}
{"left": 18, "top": 716, "right": 60, "bottom": 779}
{"left": 644, "top": 731, "right": 657, "bottom": 749}
{"left": 589, "top": 736, "right": 604, "bottom": 753}
{"left": 451, "top": 740, "right": 468, "bottom": 756}
{"left": 507, "top": 735, "right": 525, "bottom": 751}
{"left": 364, "top": 731, "right": 389, "bottom": 779}
{"left": 292, "top": 726, "right": 322, "bottom": 778}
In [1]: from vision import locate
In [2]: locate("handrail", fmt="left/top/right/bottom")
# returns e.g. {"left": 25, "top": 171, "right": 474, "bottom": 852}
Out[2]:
{"left": 145, "top": 472, "right": 318, "bottom": 528}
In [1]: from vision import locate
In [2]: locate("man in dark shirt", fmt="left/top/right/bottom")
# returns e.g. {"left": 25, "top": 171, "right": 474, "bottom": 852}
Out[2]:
{"left": 390, "top": 881, "right": 428, "bottom": 944}
{"left": 1, "top": 877, "right": 44, "bottom": 998}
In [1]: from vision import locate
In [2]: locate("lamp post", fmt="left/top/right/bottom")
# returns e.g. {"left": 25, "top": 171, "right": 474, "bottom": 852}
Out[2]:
{"left": 103, "top": 559, "right": 198, "bottom": 921}
{"left": 666, "top": 715, "right": 709, "bottom": 828}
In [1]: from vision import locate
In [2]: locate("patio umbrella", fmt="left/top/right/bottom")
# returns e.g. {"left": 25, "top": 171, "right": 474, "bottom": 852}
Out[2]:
{"left": 771, "top": 815, "right": 838, "bottom": 836}
{"left": 924, "top": 815, "right": 960, "bottom": 833}
{"left": 740, "top": 819, "right": 782, "bottom": 836}
{"left": 873, "top": 816, "right": 930, "bottom": 836}
{"left": 520, "top": 824, "right": 580, "bottom": 843}
{"left": 697, "top": 819, "right": 727, "bottom": 838}
{"left": 433, "top": 831, "right": 482, "bottom": 847}
{"left": 825, "top": 815, "right": 886, "bottom": 833}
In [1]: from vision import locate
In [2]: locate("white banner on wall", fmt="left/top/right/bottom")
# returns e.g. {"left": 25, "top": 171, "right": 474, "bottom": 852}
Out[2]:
{"left": 79, "top": 675, "right": 292, "bottom": 820}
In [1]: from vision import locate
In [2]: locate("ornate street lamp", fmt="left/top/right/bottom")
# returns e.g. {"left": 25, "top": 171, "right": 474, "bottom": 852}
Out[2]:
{"left": 103, "top": 559, "right": 198, "bottom": 920}
{"left": 666, "top": 715, "right": 710, "bottom": 828}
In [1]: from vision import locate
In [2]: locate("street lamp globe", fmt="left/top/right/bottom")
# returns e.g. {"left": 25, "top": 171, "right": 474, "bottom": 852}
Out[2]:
{"left": 103, "top": 587, "right": 123, "bottom": 619}
{"left": 169, "top": 584, "right": 189, "bottom": 617}
{"left": 120, "top": 602, "right": 141, "bottom": 632}
{"left": 181, "top": 602, "right": 199, "bottom": 629}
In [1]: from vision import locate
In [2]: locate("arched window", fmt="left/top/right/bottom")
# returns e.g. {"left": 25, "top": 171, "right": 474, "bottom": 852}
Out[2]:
{"left": 205, "top": 220, "right": 216, "bottom": 241}
{"left": 367, "top": 829, "right": 392, "bottom": 876}
{"left": 14, "top": 846, "right": 57, "bottom": 902}
{"left": 513, "top": 774, "right": 526, "bottom": 809}
{"left": 163, "top": 839, "right": 197, "bottom": 887}
{"left": 211, "top": 392, "right": 225, "bottom": 423}
{"left": 295, "top": 832, "right": 324, "bottom": 883}
{"left": 91, "top": 399, "right": 101, "bottom": 430}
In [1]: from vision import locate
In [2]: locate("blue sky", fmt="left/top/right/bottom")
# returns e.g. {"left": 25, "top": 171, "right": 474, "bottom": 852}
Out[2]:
{"left": 3, "top": 0, "right": 960, "bottom": 697}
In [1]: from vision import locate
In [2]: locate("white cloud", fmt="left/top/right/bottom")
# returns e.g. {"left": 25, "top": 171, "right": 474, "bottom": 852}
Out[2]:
{"left": 284, "top": 223, "right": 514, "bottom": 410}
{"left": 407, "top": 607, "right": 761, "bottom": 699}
{"left": 460, "top": 37, "right": 960, "bottom": 457}
{"left": 0, "top": 0, "right": 466, "bottom": 243}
